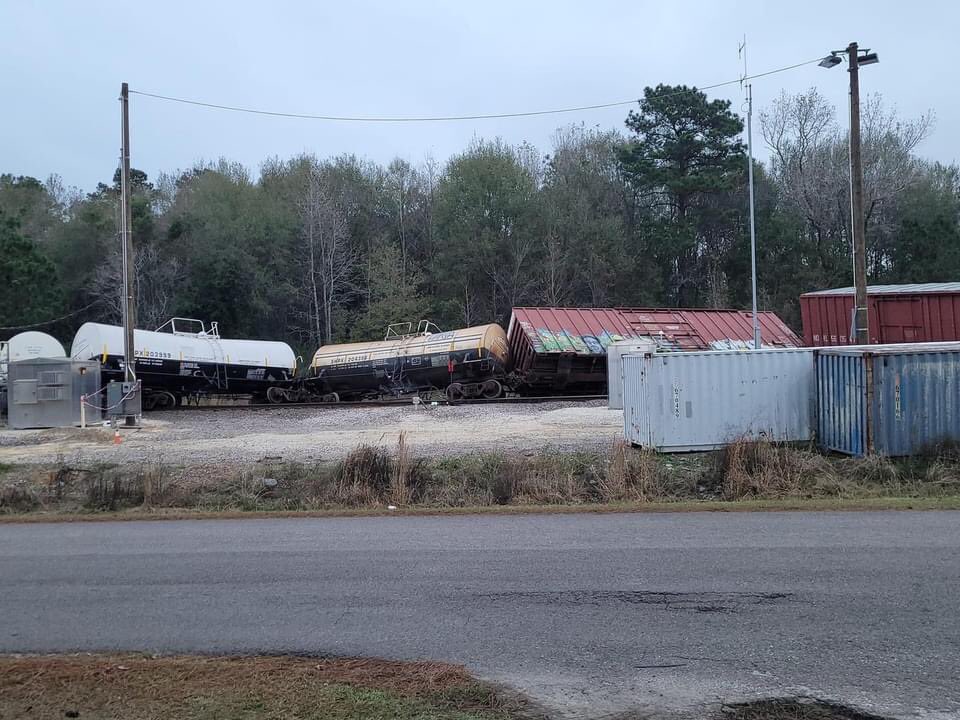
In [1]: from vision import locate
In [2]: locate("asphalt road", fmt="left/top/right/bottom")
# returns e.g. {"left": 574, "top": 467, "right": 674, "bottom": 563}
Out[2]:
{"left": 1, "top": 511, "right": 958, "bottom": 720}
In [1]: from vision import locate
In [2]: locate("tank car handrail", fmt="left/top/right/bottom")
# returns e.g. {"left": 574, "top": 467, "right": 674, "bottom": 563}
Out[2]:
{"left": 384, "top": 320, "right": 443, "bottom": 341}
{"left": 155, "top": 318, "right": 221, "bottom": 338}
{"left": 384, "top": 322, "right": 414, "bottom": 340}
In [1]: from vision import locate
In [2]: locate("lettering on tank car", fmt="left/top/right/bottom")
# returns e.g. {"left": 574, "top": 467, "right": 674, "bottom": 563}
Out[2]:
{"left": 332, "top": 354, "right": 369, "bottom": 365}
{"left": 135, "top": 350, "right": 173, "bottom": 359}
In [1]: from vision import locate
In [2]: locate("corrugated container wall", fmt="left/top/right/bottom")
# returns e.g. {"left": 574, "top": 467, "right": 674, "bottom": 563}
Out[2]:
{"left": 801, "top": 283, "right": 960, "bottom": 346}
{"left": 816, "top": 343, "right": 960, "bottom": 456}
{"left": 607, "top": 339, "right": 656, "bottom": 410}
{"left": 623, "top": 349, "right": 816, "bottom": 452}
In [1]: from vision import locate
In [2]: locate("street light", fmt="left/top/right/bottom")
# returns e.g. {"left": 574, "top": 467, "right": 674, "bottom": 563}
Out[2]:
{"left": 820, "top": 42, "right": 878, "bottom": 345}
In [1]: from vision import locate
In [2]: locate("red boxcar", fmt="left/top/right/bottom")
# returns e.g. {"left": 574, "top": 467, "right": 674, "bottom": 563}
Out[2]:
{"left": 507, "top": 307, "right": 638, "bottom": 393}
{"left": 507, "top": 306, "right": 802, "bottom": 393}
{"left": 800, "top": 282, "right": 960, "bottom": 346}
{"left": 617, "top": 308, "right": 801, "bottom": 351}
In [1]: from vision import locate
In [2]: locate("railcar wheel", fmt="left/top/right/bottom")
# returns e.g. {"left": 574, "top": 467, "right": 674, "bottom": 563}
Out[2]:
{"left": 321, "top": 392, "right": 340, "bottom": 403}
{"left": 266, "top": 386, "right": 287, "bottom": 404}
{"left": 155, "top": 391, "right": 177, "bottom": 410}
{"left": 445, "top": 383, "right": 464, "bottom": 402}
{"left": 481, "top": 379, "right": 503, "bottom": 399}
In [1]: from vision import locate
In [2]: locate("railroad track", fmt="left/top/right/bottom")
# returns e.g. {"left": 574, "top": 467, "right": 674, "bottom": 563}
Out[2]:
{"left": 163, "top": 394, "right": 608, "bottom": 412}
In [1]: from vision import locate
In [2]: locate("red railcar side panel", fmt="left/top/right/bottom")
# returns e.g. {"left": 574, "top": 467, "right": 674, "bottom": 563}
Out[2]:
{"left": 801, "top": 289, "right": 960, "bottom": 346}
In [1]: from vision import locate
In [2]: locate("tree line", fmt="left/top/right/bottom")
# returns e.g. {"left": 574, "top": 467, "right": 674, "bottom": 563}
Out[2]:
{"left": 1, "top": 85, "right": 957, "bottom": 355}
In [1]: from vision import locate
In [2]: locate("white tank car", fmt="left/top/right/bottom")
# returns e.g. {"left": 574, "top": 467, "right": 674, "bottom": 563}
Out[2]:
{"left": 1, "top": 331, "right": 66, "bottom": 383}
{"left": 1, "top": 331, "right": 66, "bottom": 416}
{"left": 71, "top": 318, "right": 297, "bottom": 407}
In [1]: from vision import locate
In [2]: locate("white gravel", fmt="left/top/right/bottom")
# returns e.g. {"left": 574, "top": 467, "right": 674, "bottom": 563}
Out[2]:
{"left": 0, "top": 401, "right": 624, "bottom": 466}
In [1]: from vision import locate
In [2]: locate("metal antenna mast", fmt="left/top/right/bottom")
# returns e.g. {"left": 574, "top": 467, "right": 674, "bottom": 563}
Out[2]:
{"left": 740, "top": 37, "right": 761, "bottom": 349}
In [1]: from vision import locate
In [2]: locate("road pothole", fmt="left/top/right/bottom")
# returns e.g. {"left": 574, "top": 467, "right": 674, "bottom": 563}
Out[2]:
{"left": 718, "top": 697, "right": 893, "bottom": 719}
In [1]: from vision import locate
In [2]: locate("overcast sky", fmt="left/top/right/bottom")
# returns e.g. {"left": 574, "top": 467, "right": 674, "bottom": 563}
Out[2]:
{"left": 2, "top": 0, "right": 956, "bottom": 192}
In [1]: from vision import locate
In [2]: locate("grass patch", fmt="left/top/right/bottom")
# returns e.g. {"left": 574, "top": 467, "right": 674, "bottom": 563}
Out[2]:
{"left": 3, "top": 495, "right": 958, "bottom": 524}
{"left": 0, "top": 654, "right": 531, "bottom": 720}
{"left": 3, "top": 436, "right": 960, "bottom": 519}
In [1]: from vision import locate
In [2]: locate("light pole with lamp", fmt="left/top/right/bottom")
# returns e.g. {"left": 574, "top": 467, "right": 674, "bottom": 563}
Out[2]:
{"left": 820, "top": 43, "right": 878, "bottom": 345}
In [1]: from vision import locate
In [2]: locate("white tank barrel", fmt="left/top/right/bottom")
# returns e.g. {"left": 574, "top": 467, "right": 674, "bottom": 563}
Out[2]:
{"left": 8, "top": 331, "right": 66, "bottom": 362}
{"left": 70, "top": 322, "right": 297, "bottom": 402}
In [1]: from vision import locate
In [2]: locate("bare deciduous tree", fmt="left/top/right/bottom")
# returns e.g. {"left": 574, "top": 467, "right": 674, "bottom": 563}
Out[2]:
{"left": 298, "top": 165, "right": 356, "bottom": 345}
{"left": 93, "top": 244, "right": 181, "bottom": 329}
{"left": 761, "top": 88, "right": 933, "bottom": 275}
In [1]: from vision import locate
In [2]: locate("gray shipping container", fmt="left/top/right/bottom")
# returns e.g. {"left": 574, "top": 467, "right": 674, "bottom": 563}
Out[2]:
{"left": 7, "top": 358, "right": 102, "bottom": 429}
{"left": 607, "top": 338, "right": 657, "bottom": 410}
{"left": 816, "top": 342, "right": 960, "bottom": 456}
{"left": 623, "top": 348, "right": 816, "bottom": 452}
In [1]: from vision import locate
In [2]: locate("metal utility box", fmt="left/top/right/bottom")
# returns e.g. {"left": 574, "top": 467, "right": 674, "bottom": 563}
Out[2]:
{"left": 607, "top": 339, "right": 656, "bottom": 410}
{"left": 816, "top": 342, "right": 960, "bottom": 456}
{"left": 106, "top": 380, "right": 142, "bottom": 420}
{"left": 7, "top": 358, "right": 102, "bottom": 430}
{"left": 623, "top": 348, "right": 816, "bottom": 452}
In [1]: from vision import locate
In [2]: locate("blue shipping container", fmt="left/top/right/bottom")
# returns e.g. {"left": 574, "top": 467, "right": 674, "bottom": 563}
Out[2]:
{"left": 816, "top": 344, "right": 960, "bottom": 456}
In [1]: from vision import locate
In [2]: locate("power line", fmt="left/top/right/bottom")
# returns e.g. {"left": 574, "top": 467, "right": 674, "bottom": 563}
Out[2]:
{"left": 0, "top": 299, "right": 105, "bottom": 332}
{"left": 129, "top": 57, "right": 822, "bottom": 123}
{"left": 130, "top": 91, "right": 639, "bottom": 122}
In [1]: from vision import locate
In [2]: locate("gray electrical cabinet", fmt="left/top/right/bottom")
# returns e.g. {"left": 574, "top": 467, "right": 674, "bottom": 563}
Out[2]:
{"left": 7, "top": 358, "right": 102, "bottom": 429}
{"left": 106, "top": 379, "right": 142, "bottom": 420}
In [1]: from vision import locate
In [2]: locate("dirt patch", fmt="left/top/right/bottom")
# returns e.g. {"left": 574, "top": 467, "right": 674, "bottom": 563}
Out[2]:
{"left": 0, "top": 653, "right": 530, "bottom": 720}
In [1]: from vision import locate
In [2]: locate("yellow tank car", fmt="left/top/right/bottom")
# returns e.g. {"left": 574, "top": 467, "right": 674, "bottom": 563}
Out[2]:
{"left": 308, "top": 321, "right": 509, "bottom": 400}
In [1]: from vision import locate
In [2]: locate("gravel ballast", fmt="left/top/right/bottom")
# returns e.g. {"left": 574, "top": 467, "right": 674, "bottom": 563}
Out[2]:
{"left": 0, "top": 401, "right": 622, "bottom": 466}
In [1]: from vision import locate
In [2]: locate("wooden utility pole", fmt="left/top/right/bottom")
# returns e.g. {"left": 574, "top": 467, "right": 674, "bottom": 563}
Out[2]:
{"left": 119, "top": 82, "right": 138, "bottom": 424}
{"left": 847, "top": 43, "right": 869, "bottom": 345}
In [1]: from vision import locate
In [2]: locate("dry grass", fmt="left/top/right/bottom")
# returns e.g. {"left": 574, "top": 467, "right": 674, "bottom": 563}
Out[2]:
{"left": 336, "top": 445, "right": 391, "bottom": 506}
{"left": 391, "top": 431, "right": 413, "bottom": 507}
{"left": 0, "top": 653, "right": 523, "bottom": 720}
{"left": 715, "top": 439, "right": 837, "bottom": 500}
{"left": 3, "top": 437, "right": 960, "bottom": 518}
